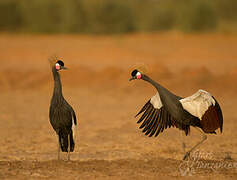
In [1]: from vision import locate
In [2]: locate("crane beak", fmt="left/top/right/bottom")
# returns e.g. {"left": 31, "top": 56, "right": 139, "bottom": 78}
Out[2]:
{"left": 61, "top": 66, "right": 68, "bottom": 70}
{"left": 129, "top": 76, "right": 136, "bottom": 81}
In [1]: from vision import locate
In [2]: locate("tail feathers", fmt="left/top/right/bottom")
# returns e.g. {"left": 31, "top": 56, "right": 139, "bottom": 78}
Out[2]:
{"left": 59, "top": 131, "right": 75, "bottom": 152}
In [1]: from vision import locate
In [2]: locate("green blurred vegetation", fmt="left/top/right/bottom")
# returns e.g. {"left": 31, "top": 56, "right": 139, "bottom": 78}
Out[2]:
{"left": 0, "top": 0, "right": 237, "bottom": 34}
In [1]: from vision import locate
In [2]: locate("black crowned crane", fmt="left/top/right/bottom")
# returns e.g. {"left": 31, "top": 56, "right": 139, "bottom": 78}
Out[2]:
{"left": 129, "top": 69, "right": 223, "bottom": 160}
{"left": 49, "top": 57, "right": 77, "bottom": 160}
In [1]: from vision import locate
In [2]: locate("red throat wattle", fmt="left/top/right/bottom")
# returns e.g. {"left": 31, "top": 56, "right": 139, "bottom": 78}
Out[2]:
{"left": 137, "top": 74, "right": 142, "bottom": 79}
{"left": 56, "top": 64, "right": 60, "bottom": 70}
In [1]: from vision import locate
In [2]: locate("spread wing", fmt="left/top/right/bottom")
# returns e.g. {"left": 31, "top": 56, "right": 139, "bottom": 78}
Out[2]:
{"left": 135, "top": 93, "right": 190, "bottom": 137}
{"left": 180, "top": 89, "right": 223, "bottom": 133}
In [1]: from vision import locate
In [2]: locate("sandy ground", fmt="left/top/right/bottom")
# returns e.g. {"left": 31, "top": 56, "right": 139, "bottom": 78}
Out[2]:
{"left": 0, "top": 32, "right": 237, "bottom": 179}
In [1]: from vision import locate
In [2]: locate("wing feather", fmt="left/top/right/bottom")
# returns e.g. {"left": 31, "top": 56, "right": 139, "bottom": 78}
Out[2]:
{"left": 180, "top": 89, "right": 223, "bottom": 133}
{"left": 155, "top": 109, "right": 164, "bottom": 137}
{"left": 140, "top": 108, "right": 155, "bottom": 129}
{"left": 214, "top": 98, "right": 223, "bottom": 132}
{"left": 149, "top": 110, "right": 160, "bottom": 137}
{"left": 135, "top": 100, "right": 150, "bottom": 118}
{"left": 201, "top": 98, "right": 223, "bottom": 133}
{"left": 71, "top": 109, "right": 77, "bottom": 126}
{"left": 135, "top": 92, "right": 190, "bottom": 137}
{"left": 161, "top": 109, "right": 168, "bottom": 133}
{"left": 145, "top": 110, "right": 159, "bottom": 136}
{"left": 143, "top": 109, "right": 158, "bottom": 134}
{"left": 180, "top": 89, "right": 215, "bottom": 119}
{"left": 137, "top": 104, "right": 152, "bottom": 123}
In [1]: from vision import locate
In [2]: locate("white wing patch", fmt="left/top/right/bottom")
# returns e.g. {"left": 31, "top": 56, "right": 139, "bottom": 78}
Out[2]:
{"left": 180, "top": 89, "right": 216, "bottom": 119}
{"left": 150, "top": 92, "right": 163, "bottom": 109}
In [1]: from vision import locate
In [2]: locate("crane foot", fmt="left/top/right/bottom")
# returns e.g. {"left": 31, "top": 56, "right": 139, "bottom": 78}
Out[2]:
{"left": 183, "top": 151, "right": 191, "bottom": 161}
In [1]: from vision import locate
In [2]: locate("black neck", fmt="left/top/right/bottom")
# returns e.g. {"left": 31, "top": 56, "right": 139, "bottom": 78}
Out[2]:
{"left": 141, "top": 75, "right": 186, "bottom": 122}
{"left": 142, "top": 75, "right": 165, "bottom": 92}
{"left": 52, "top": 67, "right": 63, "bottom": 98}
{"left": 142, "top": 74, "right": 180, "bottom": 102}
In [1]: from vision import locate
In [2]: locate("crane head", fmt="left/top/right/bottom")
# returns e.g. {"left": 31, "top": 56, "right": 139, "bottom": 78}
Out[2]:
{"left": 55, "top": 60, "right": 67, "bottom": 71}
{"left": 129, "top": 69, "right": 143, "bottom": 81}
{"left": 49, "top": 56, "right": 67, "bottom": 71}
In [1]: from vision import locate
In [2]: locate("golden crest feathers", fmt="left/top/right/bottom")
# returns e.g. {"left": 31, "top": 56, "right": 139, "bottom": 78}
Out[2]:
{"left": 131, "top": 63, "right": 149, "bottom": 74}
{"left": 48, "top": 55, "right": 61, "bottom": 67}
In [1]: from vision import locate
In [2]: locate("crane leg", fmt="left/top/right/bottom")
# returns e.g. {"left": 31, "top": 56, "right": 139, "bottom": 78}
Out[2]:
{"left": 180, "top": 131, "right": 186, "bottom": 154}
{"left": 183, "top": 127, "right": 207, "bottom": 160}
{"left": 58, "top": 138, "right": 61, "bottom": 160}
{"left": 67, "top": 135, "right": 70, "bottom": 161}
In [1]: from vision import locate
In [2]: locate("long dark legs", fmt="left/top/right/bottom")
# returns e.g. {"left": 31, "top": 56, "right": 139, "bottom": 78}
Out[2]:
{"left": 183, "top": 127, "right": 207, "bottom": 160}
{"left": 180, "top": 131, "right": 186, "bottom": 154}
{"left": 58, "top": 136, "right": 61, "bottom": 160}
{"left": 57, "top": 132, "right": 72, "bottom": 161}
{"left": 67, "top": 135, "right": 70, "bottom": 161}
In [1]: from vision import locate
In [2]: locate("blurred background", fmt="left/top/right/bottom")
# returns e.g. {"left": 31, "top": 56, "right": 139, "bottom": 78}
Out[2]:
{"left": 0, "top": 0, "right": 237, "bottom": 179}
{"left": 1, "top": 0, "right": 237, "bottom": 34}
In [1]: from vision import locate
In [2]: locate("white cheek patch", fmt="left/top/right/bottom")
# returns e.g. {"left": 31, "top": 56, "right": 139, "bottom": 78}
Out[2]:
{"left": 55, "top": 63, "right": 60, "bottom": 70}
{"left": 136, "top": 72, "right": 142, "bottom": 79}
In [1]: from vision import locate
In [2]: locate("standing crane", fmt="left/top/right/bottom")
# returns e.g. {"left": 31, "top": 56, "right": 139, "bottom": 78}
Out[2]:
{"left": 129, "top": 69, "right": 223, "bottom": 160}
{"left": 49, "top": 57, "right": 77, "bottom": 160}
